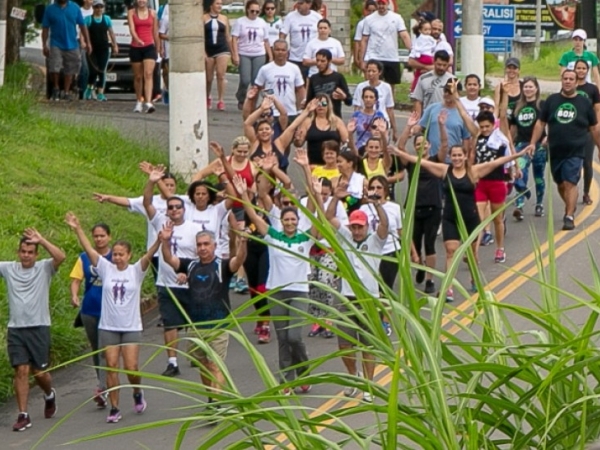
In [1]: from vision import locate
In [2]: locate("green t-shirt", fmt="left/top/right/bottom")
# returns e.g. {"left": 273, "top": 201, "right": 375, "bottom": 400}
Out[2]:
{"left": 559, "top": 50, "right": 599, "bottom": 83}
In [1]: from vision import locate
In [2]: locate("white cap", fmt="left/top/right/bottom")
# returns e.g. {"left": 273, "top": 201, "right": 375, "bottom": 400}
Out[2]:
{"left": 573, "top": 29, "right": 587, "bottom": 40}
{"left": 478, "top": 97, "right": 495, "bottom": 109}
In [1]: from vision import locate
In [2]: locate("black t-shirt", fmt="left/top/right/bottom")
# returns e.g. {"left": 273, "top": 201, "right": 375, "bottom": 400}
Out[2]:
{"left": 405, "top": 156, "right": 442, "bottom": 209}
{"left": 511, "top": 100, "right": 545, "bottom": 144}
{"left": 474, "top": 135, "right": 506, "bottom": 181}
{"left": 506, "top": 88, "right": 522, "bottom": 122}
{"left": 540, "top": 93, "right": 598, "bottom": 160}
{"left": 306, "top": 71, "right": 352, "bottom": 118}
{"left": 576, "top": 82, "right": 600, "bottom": 105}
{"left": 177, "top": 257, "right": 234, "bottom": 327}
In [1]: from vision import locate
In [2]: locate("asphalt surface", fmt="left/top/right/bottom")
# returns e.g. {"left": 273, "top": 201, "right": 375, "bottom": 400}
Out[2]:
{"left": 2, "top": 48, "right": 599, "bottom": 449}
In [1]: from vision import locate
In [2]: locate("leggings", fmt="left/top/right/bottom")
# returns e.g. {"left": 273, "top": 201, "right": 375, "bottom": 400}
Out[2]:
{"left": 379, "top": 250, "right": 400, "bottom": 291}
{"left": 87, "top": 48, "right": 111, "bottom": 89}
{"left": 308, "top": 251, "right": 339, "bottom": 318}
{"left": 514, "top": 142, "right": 547, "bottom": 208}
{"left": 412, "top": 206, "right": 442, "bottom": 257}
{"left": 269, "top": 290, "right": 309, "bottom": 382}
{"left": 244, "top": 242, "right": 270, "bottom": 317}
{"left": 236, "top": 54, "right": 266, "bottom": 103}
{"left": 583, "top": 135, "right": 595, "bottom": 196}
{"left": 80, "top": 313, "right": 107, "bottom": 391}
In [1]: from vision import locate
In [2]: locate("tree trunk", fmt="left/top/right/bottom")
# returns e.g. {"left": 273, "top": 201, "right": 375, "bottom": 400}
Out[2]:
{"left": 5, "top": 0, "right": 22, "bottom": 65}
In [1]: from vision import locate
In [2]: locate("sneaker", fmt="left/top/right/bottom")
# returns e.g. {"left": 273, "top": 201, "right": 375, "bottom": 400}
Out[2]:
{"left": 382, "top": 321, "right": 392, "bottom": 336}
{"left": 63, "top": 93, "right": 72, "bottom": 102}
{"left": 96, "top": 93, "right": 107, "bottom": 102}
{"left": 343, "top": 386, "right": 358, "bottom": 398}
{"left": 234, "top": 278, "right": 249, "bottom": 294}
{"left": 362, "top": 391, "right": 373, "bottom": 403}
{"left": 494, "top": 248, "right": 506, "bottom": 263}
{"left": 308, "top": 323, "right": 323, "bottom": 337}
{"left": 480, "top": 231, "right": 494, "bottom": 246}
{"left": 44, "top": 388, "right": 57, "bottom": 418}
{"left": 83, "top": 87, "right": 93, "bottom": 100}
{"left": 133, "top": 101, "right": 143, "bottom": 113}
{"left": 207, "top": 97, "right": 212, "bottom": 109}
{"left": 562, "top": 215, "right": 575, "bottom": 231}
{"left": 253, "top": 323, "right": 262, "bottom": 335}
{"left": 583, "top": 194, "right": 593, "bottom": 205}
{"left": 281, "top": 388, "right": 292, "bottom": 396}
{"left": 513, "top": 208, "right": 524, "bottom": 221}
{"left": 237, "top": 102, "right": 244, "bottom": 111}
{"left": 257, "top": 325, "right": 271, "bottom": 344}
{"left": 424, "top": 279, "right": 435, "bottom": 294}
{"left": 415, "top": 268, "right": 425, "bottom": 284}
{"left": 217, "top": 100, "right": 225, "bottom": 111}
{"left": 162, "top": 90, "right": 169, "bottom": 105}
{"left": 106, "top": 407, "right": 122, "bottom": 423}
{"left": 229, "top": 275, "right": 237, "bottom": 290}
{"left": 534, "top": 204, "right": 544, "bottom": 217}
{"left": 445, "top": 289, "right": 454, "bottom": 303}
{"left": 152, "top": 93, "right": 162, "bottom": 103}
{"left": 161, "top": 363, "right": 181, "bottom": 377}
{"left": 470, "top": 280, "right": 477, "bottom": 293}
{"left": 295, "top": 385, "right": 311, "bottom": 394}
{"left": 321, "top": 329, "right": 334, "bottom": 339}
{"left": 133, "top": 391, "right": 147, "bottom": 414}
{"left": 12, "top": 413, "right": 31, "bottom": 432}
{"left": 94, "top": 389, "right": 108, "bottom": 409}
{"left": 145, "top": 102, "right": 155, "bottom": 114}
{"left": 51, "top": 88, "right": 60, "bottom": 101}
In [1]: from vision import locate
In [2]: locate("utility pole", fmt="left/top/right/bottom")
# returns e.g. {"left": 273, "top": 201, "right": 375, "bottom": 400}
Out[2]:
{"left": 460, "top": 0, "right": 484, "bottom": 80}
{"left": 169, "top": 0, "right": 209, "bottom": 182}
{"left": 0, "top": 0, "right": 7, "bottom": 86}
{"left": 533, "top": 0, "right": 542, "bottom": 61}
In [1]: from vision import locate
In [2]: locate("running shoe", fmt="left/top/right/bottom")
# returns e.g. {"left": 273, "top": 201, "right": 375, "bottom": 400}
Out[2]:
{"left": 253, "top": 322, "right": 262, "bottom": 335}
{"left": 445, "top": 289, "right": 454, "bottom": 303}
{"left": 161, "top": 363, "right": 180, "bottom": 377}
{"left": 145, "top": 102, "right": 155, "bottom": 114}
{"left": 234, "top": 278, "right": 249, "bottom": 294}
{"left": 44, "top": 388, "right": 57, "bottom": 418}
{"left": 51, "top": 88, "right": 60, "bottom": 101}
{"left": 13, "top": 413, "right": 31, "bottom": 432}
{"left": 133, "top": 101, "right": 143, "bottom": 113}
{"left": 96, "top": 93, "right": 107, "bottom": 102}
{"left": 257, "top": 325, "right": 271, "bottom": 344}
{"left": 133, "top": 391, "right": 147, "bottom": 414}
{"left": 424, "top": 280, "right": 435, "bottom": 294}
{"left": 382, "top": 321, "right": 392, "bottom": 336}
{"left": 470, "top": 279, "right": 477, "bottom": 293}
{"left": 308, "top": 323, "right": 323, "bottom": 337}
{"left": 295, "top": 385, "right": 312, "bottom": 394}
{"left": 512, "top": 208, "right": 524, "bottom": 221}
{"left": 83, "top": 87, "right": 93, "bottom": 100}
{"left": 63, "top": 93, "right": 73, "bottom": 102}
{"left": 344, "top": 386, "right": 357, "bottom": 398}
{"left": 106, "top": 407, "right": 122, "bottom": 423}
{"left": 362, "top": 392, "right": 373, "bottom": 403}
{"left": 217, "top": 100, "right": 225, "bottom": 111}
{"left": 321, "top": 329, "right": 334, "bottom": 339}
{"left": 562, "top": 215, "right": 575, "bottom": 231}
{"left": 281, "top": 388, "right": 292, "bottom": 396}
{"left": 229, "top": 275, "right": 237, "bottom": 290}
{"left": 94, "top": 389, "right": 108, "bottom": 409}
{"left": 494, "top": 248, "right": 506, "bottom": 263}
{"left": 534, "top": 204, "right": 544, "bottom": 217}
{"left": 415, "top": 268, "right": 426, "bottom": 284}
{"left": 480, "top": 231, "right": 494, "bottom": 246}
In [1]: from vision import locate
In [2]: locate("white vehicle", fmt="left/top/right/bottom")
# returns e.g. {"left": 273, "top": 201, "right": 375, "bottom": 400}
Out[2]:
{"left": 221, "top": 2, "right": 244, "bottom": 13}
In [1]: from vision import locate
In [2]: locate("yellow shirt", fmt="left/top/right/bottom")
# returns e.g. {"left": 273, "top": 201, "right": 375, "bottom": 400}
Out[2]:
{"left": 311, "top": 166, "right": 340, "bottom": 180}
{"left": 362, "top": 158, "right": 386, "bottom": 179}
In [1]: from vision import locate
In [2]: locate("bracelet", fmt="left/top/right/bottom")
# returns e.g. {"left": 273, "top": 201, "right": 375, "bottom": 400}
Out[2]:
{"left": 216, "top": 172, "right": 226, "bottom": 178}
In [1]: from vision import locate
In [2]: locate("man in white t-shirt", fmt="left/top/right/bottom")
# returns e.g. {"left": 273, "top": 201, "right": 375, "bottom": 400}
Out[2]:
{"left": 279, "top": 0, "right": 322, "bottom": 79}
{"left": 353, "top": 0, "right": 377, "bottom": 73}
{"left": 255, "top": 39, "right": 306, "bottom": 121}
{"left": 408, "top": 18, "right": 454, "bottom": 73}
{"left": 360, "top": 0, "right": 411, "bottom": 95}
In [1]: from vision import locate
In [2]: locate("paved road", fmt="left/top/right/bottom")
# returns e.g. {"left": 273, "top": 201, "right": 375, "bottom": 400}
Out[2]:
{"left": 2, "top": 49, "right": 599, "bottom": 448}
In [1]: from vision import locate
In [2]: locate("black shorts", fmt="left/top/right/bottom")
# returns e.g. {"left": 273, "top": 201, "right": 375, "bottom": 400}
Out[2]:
{"left": 7, "top": 326, "right": 51, "bottom": 370}
{"left": 379, "top": 60, "right": 401, "bottom": 85}
{"left": 550, "top": 157, "right": 583, "bottom": 185}
{"left": 289, "top": 60, "right": 309, "bottom": 81}
{"left": 130, "top": 44, "right": 157, "bottom": 63}
{"left": 157, "top": 286, "right": 190, "bottom": 329}
{"left": 442, "top": 216, "right": 480, "bottom": 242}
{"left": 232, "top": 206, "right": 245, "bottom": 222}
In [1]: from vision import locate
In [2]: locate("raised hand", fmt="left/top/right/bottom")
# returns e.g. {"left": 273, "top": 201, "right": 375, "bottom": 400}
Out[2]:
{"left": 374, "top": 117, "right": 388, "bottom": 133}
{"left": 261, "top": 153, "right": 277, "bottom": 172}
{"left": 306, "top": 98, "right": 319, "bottom": 113}
{"left": 347, "top": 118, "right": 357, "bottom": 133}
{"left": 65, "top": 212, "right": 81, "bottom": 230}
{"left": 247, "top": 85, "right": 259, "bottom": 100}
{"left": 260, "top": 96, "right": 273, "bottom": 111}
{"left": 406, "top": 110, "right": 420, "bottom": 128}
{"left": 438, "top": 109, "right": 448, "bottom": 126}
{"left": 149, "top": 166, "right": 165, "bottom": 183}
{"left": 23, "top": 228, "right": 43, "bottom": 243}
{"left": 232, "top": 174, "right": 248, "bottom": 195}
{"left": 311, "top": 176, "right": 323, "bottom": 195}
{"left": 139, "top": 161, "right": 155, "bottom": 175}
{"left": 209, "top": 141, "right": 226, "bottom": 159}
{"left": 159, "top": 221, "right": 174, "bottom": 242}
{"left": 212, "top": 159, "right": 225, "bottom": 176}
{"left": 293, "top": 148, "right": 310, "bottom": 166}
{"left": 334, "top": 181, "right": 349, "bottom": 199}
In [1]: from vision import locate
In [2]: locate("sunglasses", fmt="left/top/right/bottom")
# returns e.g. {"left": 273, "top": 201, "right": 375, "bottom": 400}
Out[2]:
{"left": 93, "top": 4, "right": 104, "bottom": 7}
{"left": 281, "top": 200, "right": 293, "bottom": 206}
{"left": 265, "top": 6, "right": 275, "bottom": 10}
{"left": 168, "top": 204, "right": 184, "bottom": 210}
{"left": 319, "top": 101, "right": 328, "bottom": 107}
{"left": 249, "top": 9, "right": 260, "bottom": 13}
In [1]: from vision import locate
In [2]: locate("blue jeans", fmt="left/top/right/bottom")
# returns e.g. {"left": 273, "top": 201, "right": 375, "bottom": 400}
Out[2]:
{"left": 514, "top": 142, "right": 547, "bottom": 208}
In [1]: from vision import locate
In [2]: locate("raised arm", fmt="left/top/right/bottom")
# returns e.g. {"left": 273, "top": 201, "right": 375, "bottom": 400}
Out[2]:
{"left": 160, "top": 221, "right": 180, "bottom": 271}
{"left": 437, "top": 109, "right": 449, "bottom": 163}
{"left": 389, "top": 146, "right": 449, "bottom": 179}
{"left": 93, "top": 193, "right": 131, "bottom": 207}
{"left": 232, "top": 175, "right": 269, "bottom": 236}
{"left": 65, "top": 213, "right": 98, "bottom": 267}
{"left": 274, "top": 102, "right": 314, "bottom": 149}
{"left": 143, "top": 167, "right": 165, "bottom": 220}
{"left": 271, "top": 95, "right": 289, "bottom": 130}
{"left": 397, "top": 111, "right": 419, "bottom": 150}
{"left": 336, "top": 116, "right": 349, "bottom": 145}
{"left": 140, "top": 237, "right": 161, "bottom": 272}
{"left": 368, "top": 197, "right": 389, "bottom": 240}
{"left": 373, "top": 118, "right": 391, "bottom": 172}
{"left": 23, "top": 228, "right": 66, "bottom": 270}
{"left": 346, "top": 118, "right": 359, "bottom": 155}
{"left": 229, "top": 233, "right": 248, "bottom": 273}
{"left": 244, "top": 95, "right": 273, "bottom": 141}
{"left": 472, "top": 147, "right": 530, "bottom": 180}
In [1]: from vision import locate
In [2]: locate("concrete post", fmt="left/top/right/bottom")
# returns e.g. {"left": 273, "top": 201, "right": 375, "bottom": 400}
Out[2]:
{"left": 324, "top": 0, "right": 351, "bottom": 71}
{"left": 169, "top": 0, "right": 209, "bottom": 182}
{"left": 461, "top": 0, "right": 484, "bottom": 80}
{"left": 533, "top": 0, "right": 542, "bottom": 61}
{"left": 0, "top": 0, "right": 6, "bottom": 86}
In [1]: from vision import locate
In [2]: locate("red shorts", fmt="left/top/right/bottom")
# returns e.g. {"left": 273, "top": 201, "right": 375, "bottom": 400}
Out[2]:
{"left": 475, "top": 179, "right": 507, "bottom": 204}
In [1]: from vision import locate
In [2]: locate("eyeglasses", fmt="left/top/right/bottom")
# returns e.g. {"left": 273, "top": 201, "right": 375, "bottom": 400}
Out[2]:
{"left": 168, "top": 204, "right": 184, "bottom": 210}
{"left": 93, "top": 4, "right": 104, "bottom": 7}
{"left": 281, "top": 201, "right": 293, "bottom": 206}
{"left": 249, "top": 9, "right": 260, "bottom": 14}
{"left": 265, "top": 6, "right": 275, "bottom": 10}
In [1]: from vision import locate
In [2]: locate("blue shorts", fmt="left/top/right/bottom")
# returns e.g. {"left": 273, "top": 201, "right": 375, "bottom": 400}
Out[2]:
{"left": 550, "top": 157, "right": 583, "bottom": 185}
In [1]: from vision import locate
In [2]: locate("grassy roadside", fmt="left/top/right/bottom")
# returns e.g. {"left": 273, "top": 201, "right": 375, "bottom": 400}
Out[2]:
{"left": 486, "top": 42, "right": 571, "bottom": 80}
{"left": 0, "top": 64, "right": 168, "bottom": 403}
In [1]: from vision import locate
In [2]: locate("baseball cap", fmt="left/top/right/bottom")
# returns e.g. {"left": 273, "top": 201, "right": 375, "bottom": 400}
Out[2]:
{"left": 478, "top": 97, "right": 495, "bottom": 108}
{"left": 348, "top": 210, "right": 368, "bottom": 227}
{"left": 572, "top": 29, "right": 587, "bottom": 40}
{"left": 505, "top": 57, "right": 520, "bottom": 69}
{"left": 376, "top": 0, "right": 388, "bottom": 4}
{"left": 92, "top": 0, "right": 104, "bottom": 5}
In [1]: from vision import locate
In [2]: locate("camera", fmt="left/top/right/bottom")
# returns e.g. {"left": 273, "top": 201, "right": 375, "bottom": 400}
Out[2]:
{"left": 368, "top": 194, "right": 382, "bottom": 200}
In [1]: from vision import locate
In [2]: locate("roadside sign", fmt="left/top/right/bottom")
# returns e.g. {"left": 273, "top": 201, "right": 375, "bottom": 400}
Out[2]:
{"left": 10, "top": 7, "right": 27, "bottom": 20}
{"left": 454, "top": 4, "right": 515, "bottom": 53}
{"left": 485, "top": 39, "right": 512, "bottom": 54}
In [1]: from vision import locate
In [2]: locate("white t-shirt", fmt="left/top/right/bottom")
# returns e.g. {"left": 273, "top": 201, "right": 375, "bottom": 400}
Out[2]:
{"left": 159, "top": 4, "right": 170, "bottom": 59}
{"left": 96, "top": 257, "right": 146, "bottom": 332}
{"left": 359, "top": 202, "right": 402, "bottom": 254}
{"left": 150, "top": 216, "right": 203, "bottom": 287}
{"left": 185, "top": 201, "right": 230, "bottom": 256}
{"left": 460, "top": 96, "right": 482, "bottom": 120}
{"left": 409, "top": 34, "right": 436, "bottom": 59}
{"left": 216, "top": 212, "right": 230, "bottom": 259}
{"left": 281, "top": 10, "right": 322, "bottom": 62}
{"left": 346, "top": 171, "right": 366, "bottom": 200}
{"left": 299, "top": 196, "right": 348, "bottom": 245}
{"left": 337, "top": 226, "right": 385, "bottom": 298}
{"left": 264, "top": 17, "right": 283, "bottom": 46}
{"left": 255, "top": 61, "right": 304, "bottom": 115}
{"left": 303, "top": 36, "right": 345, "bottom": 76}
{"left": 264, "top": 226, "right": 312, "bottom": 292}
{"left": 128, "top": 195, "right": 167, "bottom": 252}
{"left": 354, "top": 18, "right": 366, "bottom": 42}
{"left": 352, "top": 80, "right": 395, "bottom": 122}
{"left": 269, "top": 204, "right": 312, "bottom": 232}
{"left": 232, "top": 16, "right": 269, "bottom": 57}
{"left": 434, "top": 39, "right": 454, "bottom": 57}
{"left": 80, "top": 6, "right": 93, "bottom": 18}
{"left": 362, "top": 11, "right": 407, "bottom": 62}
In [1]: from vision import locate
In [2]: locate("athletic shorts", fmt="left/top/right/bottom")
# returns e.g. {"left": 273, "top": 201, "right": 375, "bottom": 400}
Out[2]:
{"left": 232, "top": 205, "right": 245, "bottom": 222}
{"left": 7, "top": 326, "right": 51, "bottom": 370}
{"left": 130, "top": 44, "right": 157, "bottom": 63}
{"left": 157, "top": 286, "right": 190, "bottom": 329}
{"left": 337, "top": 299, "right": 371, "bottom": 348}
{"left": 98, "top": 329, "right": 142, "bottom": 347}
{"left": 188, "top": 329, "right": 229, "bottom": 361}
{"left": 442, "top": 216, "right": 480, "bottom": 242}
{"left": 289, "top": 59, "right": 309, "bottom": 80}
{"left": 379, "top": 60, "right": 401, "bottom": 85}
{"left": 475, "top": 179, "right": 508, "bottom": 204}
{"left": 48, "top": 47, "right": 81, "bottom": 75}
{"left": 550, "top": 157, "right": 583, "bottom": 185}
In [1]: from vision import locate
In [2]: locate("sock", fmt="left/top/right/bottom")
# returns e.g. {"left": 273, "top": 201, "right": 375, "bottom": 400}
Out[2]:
{"left": 20, "top": 412, "right": 28, "bottom": 417}
{"left": 168, "top": 357, "right": 178, "bottom": 367}
{"left": 45, "top": 390, "right": 55, "bottom": 400}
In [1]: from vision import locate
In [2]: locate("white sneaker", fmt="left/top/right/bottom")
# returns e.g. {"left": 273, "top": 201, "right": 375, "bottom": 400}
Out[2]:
{"left": 362, "top": 391, "right": 373, "bottom": 403}
{"left": 133, "top": 101, "right": 143, "bottom": 113}
{"left": 145, "top": 102, "right": 155, "bottom": 114}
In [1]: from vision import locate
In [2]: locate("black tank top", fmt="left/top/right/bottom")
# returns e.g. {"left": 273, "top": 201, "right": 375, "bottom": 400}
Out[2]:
{"left": 443, "top": 166, "right": 478, "bottom": 221}
{"left": 251, "top": 142, "right": 289, "bottom": 172}
{"left": 306, "top": 119, "right": 341, "bottom": 165}
{"left": 88, "top": 15, "right": 110, "bottom": 50}
{"left": 205, "top": 15, "right": 229, "bottom": 56}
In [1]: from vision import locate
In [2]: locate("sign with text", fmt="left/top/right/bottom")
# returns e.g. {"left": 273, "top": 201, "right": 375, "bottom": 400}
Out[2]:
{"left": 10, "top": 7, "right": 27, "bottom": 21}
{"left": 453, "top": 5, "right": 516, "bottom": 39}
{"left": 508, "top": 0, "right": 579, "bottom": 31}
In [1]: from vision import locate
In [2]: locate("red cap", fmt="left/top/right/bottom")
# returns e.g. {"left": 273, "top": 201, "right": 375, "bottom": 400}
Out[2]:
{"left": 348, "top": 210, "right": 369, "bottom": 226}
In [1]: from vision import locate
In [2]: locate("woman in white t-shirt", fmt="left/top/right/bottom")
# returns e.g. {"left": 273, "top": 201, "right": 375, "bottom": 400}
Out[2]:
{"left": 66, "top": 212, "right": 160, "bottom": 424}
{"left": 302, "top": 19, "right": 345, "bottom": 77}
{"left": 260, "top": 0, "right": 282, "bottom": 55}
{"left": 459, "top": 74, "right": 482, "bottom": 120}
{"left": 231, "top": 0, "right": 272, "bottom": 108}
